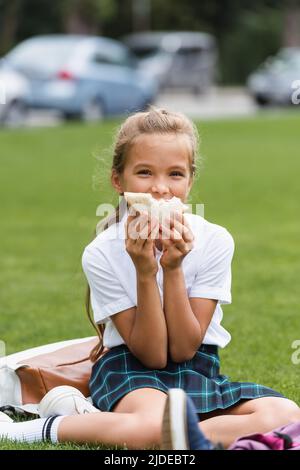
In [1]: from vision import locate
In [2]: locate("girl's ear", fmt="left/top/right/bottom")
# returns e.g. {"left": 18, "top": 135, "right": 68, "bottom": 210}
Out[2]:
{"left": 111, "top": 169, "right": 124, "bottom": 195}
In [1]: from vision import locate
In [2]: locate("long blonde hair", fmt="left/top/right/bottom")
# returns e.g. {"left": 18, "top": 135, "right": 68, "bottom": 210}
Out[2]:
{"left": 86, "top": 106, "right": 200, "bottom": 362}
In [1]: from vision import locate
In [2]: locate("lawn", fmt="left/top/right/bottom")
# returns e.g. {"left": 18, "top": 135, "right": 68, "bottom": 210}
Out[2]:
{"left": 0, "top": 111, "right": 300, "bottom": 449}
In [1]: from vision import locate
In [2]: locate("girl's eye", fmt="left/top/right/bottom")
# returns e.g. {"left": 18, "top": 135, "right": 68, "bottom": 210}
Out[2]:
{"left": 137, "top": 170, "right": 184, "bottom": 177}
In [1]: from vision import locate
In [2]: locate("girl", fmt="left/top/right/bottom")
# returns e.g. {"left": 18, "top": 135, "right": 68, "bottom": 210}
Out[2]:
{"left": 1, "top": 107, "right": 299, "bottom": 450}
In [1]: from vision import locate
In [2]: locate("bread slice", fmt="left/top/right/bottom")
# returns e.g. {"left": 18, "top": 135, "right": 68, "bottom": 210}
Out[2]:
{"left": 124, "top": 192, "right": 153, "bottom": 210}
{"left": 124, "top": 192, "right": 188, "bottom": 222}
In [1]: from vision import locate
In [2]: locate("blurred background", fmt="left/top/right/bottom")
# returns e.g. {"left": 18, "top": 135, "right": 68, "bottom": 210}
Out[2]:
{"left": 0, "top": 0, "right": 300, "bottom": 125}
{"left": 1, "top": 0, "right": 300, "bottom": 426}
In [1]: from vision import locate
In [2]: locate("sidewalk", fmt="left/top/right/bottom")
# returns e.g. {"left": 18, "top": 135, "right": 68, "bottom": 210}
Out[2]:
{"left": 154, "top": 86, "right": 258, "bottom": 119}
{"left": 21, "top": 87, "right": 258, "bottom": 128}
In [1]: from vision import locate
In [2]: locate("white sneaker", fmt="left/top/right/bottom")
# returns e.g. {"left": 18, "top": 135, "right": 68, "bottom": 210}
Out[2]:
{"left": 0, "top": 411, "right": 14, "bottom": 423}
{"left": 38, "top": 386, "right": 101, "bottom": 417}
{"left": 160, "top": 389, "right": 214, "bottom": 450}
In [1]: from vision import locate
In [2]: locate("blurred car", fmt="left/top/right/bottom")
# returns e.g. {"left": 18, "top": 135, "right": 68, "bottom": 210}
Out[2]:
{"left": 2, "top": 35, "right": 157, "bottom": 121}
{"left": 123, "top": 31, "right": 218, "bottom": 94}
{"left": 0, "top": 66, "right": 29, "bottom": 126}
{"left": 247, "top": 47, "right": 300, "bottom": 106}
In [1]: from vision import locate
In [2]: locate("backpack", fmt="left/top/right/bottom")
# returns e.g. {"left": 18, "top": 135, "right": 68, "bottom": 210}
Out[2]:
{"left": 0, "top": 336, "right": 107, "bottom": 416}
{"left": 229, "top": 421, "right": 300, "bottom": 450}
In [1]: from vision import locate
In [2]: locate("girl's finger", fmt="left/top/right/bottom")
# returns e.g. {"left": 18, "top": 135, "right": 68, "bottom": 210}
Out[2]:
{"left": 161, "top": 224, "right": 182, "bottom": 243}
{"left": 172, "top": 218, "right": 194, "bottom": 243}
{"left": 138, "top": 216, "right": 152, "bottom": 240}
{"left": 145, "top": 218, "right": 160, "bottom": 243}
{"left": 127, "top": 212, "right": 148, "bottom": 240}
{"left": 135, "top": 212, "right": 151, "bottom": 239}
{"left": 173, "top": 210, "right": 183, "bottom": 224}
{"left": 171, "top": 213, "right": 194, "bottom": 242}
{"left": 166, "top": 210, "right": 184, "bottom": 228}
{"left": 182, "top": 214, "right": 193, "bottom": 232}
{"left": 163, "top": 215, "right": 189, "bottom": 240}
{"left": 159, "top": 222, "right": 172, "bottom": 240}
{"left": 125, "top": 213, "right": 141, "bottom": 236}
{"left": 136, "top": 214, "right": 159, "bottom": 246}
{"left": 161, "top": 224, "right": 194, "bottom": 255}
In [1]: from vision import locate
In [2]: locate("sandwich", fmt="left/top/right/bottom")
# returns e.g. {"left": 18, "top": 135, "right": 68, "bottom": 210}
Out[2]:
{"left": 124, "top": 191, "right": 189, "bottom": 223}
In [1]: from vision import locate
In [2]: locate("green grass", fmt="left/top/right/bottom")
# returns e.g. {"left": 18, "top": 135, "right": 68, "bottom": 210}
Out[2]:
{"left": 1, "top": 111, "right": 300, "bottom": 449}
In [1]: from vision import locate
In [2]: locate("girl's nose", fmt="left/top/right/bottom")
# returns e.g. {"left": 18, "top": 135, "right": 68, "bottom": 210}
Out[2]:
{"left": 151, "top": 182, "right": 170, "bottom": 196}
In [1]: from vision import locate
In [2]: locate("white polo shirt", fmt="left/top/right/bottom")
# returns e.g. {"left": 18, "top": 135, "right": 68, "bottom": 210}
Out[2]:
{"left": 82, "top": 208, "right": 234, "bottom": 349}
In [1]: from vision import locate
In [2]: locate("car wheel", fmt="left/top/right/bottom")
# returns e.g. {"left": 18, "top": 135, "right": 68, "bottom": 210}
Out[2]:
{"left": 81, "top": 98, "right": 105, "bottom": 122}
{"left": 2, "top": 100, "right": 28, "bottom": 127}
{"left": 63, "top": 112, "right": 80, "bottom": 121}
{"left": 254, "top": 95, "right": 270, "bottom": 106}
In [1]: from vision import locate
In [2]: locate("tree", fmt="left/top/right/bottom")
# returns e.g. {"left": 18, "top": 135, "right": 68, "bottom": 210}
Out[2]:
{"left": 61, "top": 0, "right": 117, "bottom": 35}
{"left": 282, "top": 0, "right": 300, "bottom": 46}
{"left": 0, "top": 0, "right": 289, "bottom": 84}
{"left": 0, "top": 0, "right": 23, "bottom": 54}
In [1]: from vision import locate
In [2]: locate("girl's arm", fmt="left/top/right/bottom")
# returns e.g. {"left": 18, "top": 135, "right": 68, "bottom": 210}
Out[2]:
{"left": 131, "top": 272, "right": 168, "bottom": 368}
{"left": 163, "top": 267, "right": 217, "bottom": 363}
{"left": 158, "top": 212, "right": 217, "bottom": 362}
{"left": 112, "top": 212, "right": 168, "bottom": 369}
{"left": 112, "top": 272, "right": 168, "bottom": 369}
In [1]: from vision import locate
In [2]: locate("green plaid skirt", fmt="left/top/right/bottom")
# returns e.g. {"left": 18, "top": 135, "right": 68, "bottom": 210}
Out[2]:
{"left": 89, "top": 343, "right": 284, "bottom": 414}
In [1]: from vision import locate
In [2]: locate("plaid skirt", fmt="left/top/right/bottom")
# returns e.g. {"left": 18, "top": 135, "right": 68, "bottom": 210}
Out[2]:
{"left": 89, "top": 343, "right": 284, "bottom": 414}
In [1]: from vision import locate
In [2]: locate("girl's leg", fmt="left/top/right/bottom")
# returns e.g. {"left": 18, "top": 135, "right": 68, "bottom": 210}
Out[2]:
{"left": 200, "top": 397, "right": 300, "bottom": 449}
{"left": 58, "top": 388, "right": 167, "bottom": 449}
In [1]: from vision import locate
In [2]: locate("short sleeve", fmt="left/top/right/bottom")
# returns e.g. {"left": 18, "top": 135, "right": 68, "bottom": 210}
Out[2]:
{"left": 189, "top": 229, "right": 234, "bottom": 304}
{"left": 82, "top": 247, "right": 135, "bottom": 323}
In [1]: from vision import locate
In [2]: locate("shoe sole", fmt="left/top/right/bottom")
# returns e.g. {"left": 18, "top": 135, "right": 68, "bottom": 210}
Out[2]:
{"left": 161, "top": 389, "right": 189, "bottom": 450}
{"left": 38, "top": 386, "right": 89, "bottom": 417}
{"left": 0, "top": 411, "right": 14, "bottom": 423}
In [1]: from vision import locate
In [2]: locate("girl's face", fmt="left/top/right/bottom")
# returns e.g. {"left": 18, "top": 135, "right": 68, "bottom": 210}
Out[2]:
{"left": 112, "top": 133, "right": 193, "bottom": 203}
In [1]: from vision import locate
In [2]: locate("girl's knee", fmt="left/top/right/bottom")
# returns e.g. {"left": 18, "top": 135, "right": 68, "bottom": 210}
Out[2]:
{"left": 259, "top": 398, "right": 300, "bottom": 427}
{"left": 113, "top": 388, "right": 167, "bottom": 416}
{"left": 271, "top": 398, "right": 299, "bottom": 416}
{"left": 279, "top": 399, "right": 300, "bottom": 422}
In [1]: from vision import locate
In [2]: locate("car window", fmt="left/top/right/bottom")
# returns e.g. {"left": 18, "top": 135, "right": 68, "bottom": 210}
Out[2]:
{"left": 92, "top": 51, "right": 114, "bottom": 65}
{"left": 92, "top": 46, "right": 134, "bottom": 67}
{"left": 6, "top": 39, "right": 77, "bottom": 73}
{"left": 129, "top": 46, "right": 160, "bottom": 60}
{"left": 176, "top": 46, "right": 203, "bottom": 56}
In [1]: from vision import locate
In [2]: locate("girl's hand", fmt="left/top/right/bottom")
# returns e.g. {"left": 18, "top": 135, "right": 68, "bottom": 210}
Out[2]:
{"left": 125, "top": 211, "right": 160, "bottom": 278}
{"left": 159, "top": 211, "right": 194, "bottom": 271}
